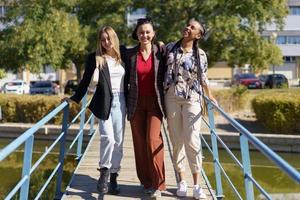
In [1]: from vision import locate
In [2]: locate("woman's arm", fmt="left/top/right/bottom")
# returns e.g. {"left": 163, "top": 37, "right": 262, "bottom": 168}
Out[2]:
{"left": 70, "top": 53, "right": 96, "bottom": 103}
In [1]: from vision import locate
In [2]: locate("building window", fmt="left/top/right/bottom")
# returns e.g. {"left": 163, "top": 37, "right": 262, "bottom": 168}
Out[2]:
{"left": 275, "top": 36, "right": 300, "bottom": 44}
{"left": 287, "top": 36, "right": 300, "bottom": 44}
{"left": 0, "top": 6, "right": 8, "bottom": 17}
{"left": 0, "top": 6, "right": 5, "bottom": 17}
{"left": 283, "top": 56, "right": 296, "bottom": 63}
{"left": 276, "top": 36, "right": 286, "bottom": 44}
{"left": 289, "top": 6, "right": 300, "bottom": 15}
{"left": 127, "top": 8, "right": 146, "bottom": 27}
{"left": 131, "top": 8, "right": 146, "bottom": 15}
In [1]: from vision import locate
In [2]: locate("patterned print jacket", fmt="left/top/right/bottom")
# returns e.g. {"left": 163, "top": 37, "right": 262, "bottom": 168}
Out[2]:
{"left": 164, "top": 41, "right": 209, "bottom": 102}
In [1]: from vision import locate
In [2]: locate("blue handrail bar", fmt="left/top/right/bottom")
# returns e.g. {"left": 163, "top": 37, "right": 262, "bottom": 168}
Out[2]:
{"left": 0, "top": 94, "right": 95, "bottom": 200}
{"left": 202, "top": 117, "right": 272, "bottom": 199}
{"left": 0, "top": 102, "right": 67, "bottom": 161}
{"left": 202, "top": 95, "right": 300, "bottom": 200}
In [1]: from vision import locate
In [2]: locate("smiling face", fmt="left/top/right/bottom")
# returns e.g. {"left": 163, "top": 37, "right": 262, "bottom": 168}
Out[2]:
{"left": 100, "top": 31, "right": 113, "bottom": 53}
{"left": 182, "top": 20, "right": 202, "bottom": 41}
{"left": 137, "top": 23, "right": 155, "bottom": 45}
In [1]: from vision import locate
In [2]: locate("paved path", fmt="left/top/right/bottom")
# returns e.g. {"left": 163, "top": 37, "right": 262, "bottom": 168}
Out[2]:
{"left": 62, "top": 121, "right": 215, "bottom": 199}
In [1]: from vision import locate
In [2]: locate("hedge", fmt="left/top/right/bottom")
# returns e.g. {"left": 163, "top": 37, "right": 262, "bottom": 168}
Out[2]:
{"left": 252, "top": 91, "right": 300, "bottom": 134}
{"left": 0, "top": 94, "right": 84, "bottom": 124}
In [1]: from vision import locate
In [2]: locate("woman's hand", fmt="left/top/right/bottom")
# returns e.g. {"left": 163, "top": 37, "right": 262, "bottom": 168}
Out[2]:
{"left": 208, "top": 95, "right": 218, "bottom": 107}
{"left": 157, "top": 41, "right": 165, "bottom": 53}
{"left": 61, "top": 97, "right": 73, "bottom": 103}
{"left": 202, "top": 84, "right": 218, "bottom": 107}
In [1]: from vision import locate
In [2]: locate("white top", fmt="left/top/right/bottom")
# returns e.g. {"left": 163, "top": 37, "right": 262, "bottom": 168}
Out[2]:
{"left": 105, "top": 55, "right": 125, "bottom": 93}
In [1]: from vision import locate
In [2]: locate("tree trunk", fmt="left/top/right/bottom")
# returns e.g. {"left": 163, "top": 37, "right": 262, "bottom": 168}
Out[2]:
{"left": 73, "top": 58, "right": 84, "bottom": 83}
{"left": 75, "top": 63, "right": 82, "bottom": 83}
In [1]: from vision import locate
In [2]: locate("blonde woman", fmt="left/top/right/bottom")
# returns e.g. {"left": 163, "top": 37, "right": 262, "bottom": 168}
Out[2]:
{"left": 64, "top": 26, "right": 126, "bottom": 195}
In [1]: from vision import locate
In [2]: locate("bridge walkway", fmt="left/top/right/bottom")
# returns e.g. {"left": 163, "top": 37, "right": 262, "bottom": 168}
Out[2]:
{"left": 63, "top": 121, "right": 216, "bottom": 199}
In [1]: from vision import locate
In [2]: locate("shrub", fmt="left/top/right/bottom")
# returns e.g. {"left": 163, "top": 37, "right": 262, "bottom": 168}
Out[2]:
{"left": 212, "top": 87, "right": 249, "bottom": 113}
{"left": 252, "top": 92, "right": 300, "bottom": 134}
{"left": 0, "top": 94, "right": 85, "bottom": 124}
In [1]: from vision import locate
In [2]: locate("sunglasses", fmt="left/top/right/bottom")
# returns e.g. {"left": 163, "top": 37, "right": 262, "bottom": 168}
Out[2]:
{"left": 137, "top": 17, "right": 152, "bottom": 25}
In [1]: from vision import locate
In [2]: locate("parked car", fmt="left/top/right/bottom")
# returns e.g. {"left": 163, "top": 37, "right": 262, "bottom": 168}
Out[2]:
{"left": 263, "top": 74, "right": 289, "bottom": 88}
{"left": 30, "top": 80, "right": 59, "bottom": 95}
{"left": 51, "top": 80, "right": 60, "bottom": 93}
{"left": 0, "top": 85, "right": 3, "bottom": 93}
{"left": 232, "top": 73, "right": 262, "bottom": 89}
{"left": 258, "top": 74, "right": 268, "bottom": 88}
{"left": 64, "top": 80, "right": 78, "bottom": 94}
{"left": 3, "top": 80, "right": 30, "bottom": 94}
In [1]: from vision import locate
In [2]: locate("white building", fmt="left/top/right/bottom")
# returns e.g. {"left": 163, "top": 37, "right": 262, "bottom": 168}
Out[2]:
{"left": 262, "top": 0, "right": 300, "bottom": 84}
{"left": 126, "top": 8, "right": 146, "bottom": 27}
{"left": 0, "top": 5, "right": 7, "bottom": 30}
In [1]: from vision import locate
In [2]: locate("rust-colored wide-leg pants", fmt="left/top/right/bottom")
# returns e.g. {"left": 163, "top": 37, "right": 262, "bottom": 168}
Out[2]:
{"left": 130, "top": 96, "right": 166, "bottom": 191}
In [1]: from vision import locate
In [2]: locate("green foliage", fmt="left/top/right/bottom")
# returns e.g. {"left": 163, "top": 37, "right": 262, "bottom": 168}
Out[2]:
{"left": 0, "top": 69, "right": 6, "bottom": 79}
{"left": 279, "top": 82, "right": 289, "bottom": 89}
{"left": 138, "top": 0, "right": 287, "bottom": 69}
{"left": 0, "top": 0, "right": 88, "bottom": 73}
{"left": 232, "top": 85, "right": 248, "bottom": 96}
{"left": 0, "top": 0, "right": 288, "bottom": 77}
{"left": 252, "top": 92, "right": 300, "bottom": 134}
{"left": 212, "top": 88, "right": 248, "bottom": 113}
{"left": 76, "top": 0, "right": 133, "bottom": 46}
{"left": 0, "top": 94, "right": 83, "bottom": 124}
{"left": 0, "top": 151, "right": 76, "bottom": 200}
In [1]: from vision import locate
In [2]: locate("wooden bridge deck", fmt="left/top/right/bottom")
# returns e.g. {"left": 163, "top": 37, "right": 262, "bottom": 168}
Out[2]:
{"left": 62, "top": 121, "right": 216, "bottom": 199}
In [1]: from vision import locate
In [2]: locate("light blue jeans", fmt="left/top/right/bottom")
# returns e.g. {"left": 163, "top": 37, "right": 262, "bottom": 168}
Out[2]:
{"left": 98, "top": 92, "right": 126, "bottom": 173}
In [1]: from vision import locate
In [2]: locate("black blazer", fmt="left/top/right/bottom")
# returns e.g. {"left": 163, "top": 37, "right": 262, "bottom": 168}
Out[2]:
{"left": 70, "top": 52, "right": 126, "bottom": 120}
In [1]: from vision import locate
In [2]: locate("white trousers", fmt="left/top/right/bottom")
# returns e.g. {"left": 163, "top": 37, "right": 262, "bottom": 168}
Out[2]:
{"left": 165, "top": 87, "right": 202, "bottom": 174}
{"left": 98, "top": 92, "right": 126, "bottom": 173}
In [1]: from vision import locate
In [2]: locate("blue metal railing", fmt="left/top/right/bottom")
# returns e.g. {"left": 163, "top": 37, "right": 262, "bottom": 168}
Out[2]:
{"left": 0, "top": 94, "right": 95, "bottom": 200}
{"left": 202, "top": 96, "right": 300, "bottom": 200}
{"left": 1, "top": 92, "right": 299, "bottom": 200}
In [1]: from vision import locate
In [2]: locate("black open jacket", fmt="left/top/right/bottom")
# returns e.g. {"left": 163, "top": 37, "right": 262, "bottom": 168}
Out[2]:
{"left": 70, "top": 50, "right": 127, "bottom": 120}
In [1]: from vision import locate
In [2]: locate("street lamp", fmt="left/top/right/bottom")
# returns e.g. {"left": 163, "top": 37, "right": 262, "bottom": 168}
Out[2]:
{"left": 271, "top": 32, "right": 278, "bottom": 88}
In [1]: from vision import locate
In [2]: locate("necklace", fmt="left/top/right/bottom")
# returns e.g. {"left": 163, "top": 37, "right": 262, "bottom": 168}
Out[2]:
{"left": 181, "top": 46, "right": 192, "bottom": 54}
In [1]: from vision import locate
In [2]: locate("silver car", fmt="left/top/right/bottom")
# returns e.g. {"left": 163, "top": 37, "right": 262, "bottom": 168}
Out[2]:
{"left": 3, "top": 80, "right": 30, "bottom": 94}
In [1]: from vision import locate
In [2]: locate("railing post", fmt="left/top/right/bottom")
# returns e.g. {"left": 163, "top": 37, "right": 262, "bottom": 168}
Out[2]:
{"left": 20, "top": 135, "right": 34, "bottom": 200}
{"left": 76, "top": 93, "right": 86, "bottom": 159}
{"left": 89, "top": 114, "right": 95, "bottom": 136}
{"left": 207, "top": 102, "right": 223, "bottom": 199}
{"left": 54, "top": 103, "right": 69, "bottom": 199}
{"left": 240, "top": 134, "right": 254, "bottom": 200}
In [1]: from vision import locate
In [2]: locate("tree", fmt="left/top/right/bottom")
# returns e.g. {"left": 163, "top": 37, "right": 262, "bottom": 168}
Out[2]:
{"left": 0, "top": 0, "right": 88, "bottom": 78}
{"left": 0, "top": 0, "right": 288, "bottom": 81}
{"left": 0, "top": 0, "right": 133, "bottom": 81}
{"left": 136, "top": 0, "right": 288, "bottom": 70}
{"left": 70, "top": 0, "right": 133, "bottom": 80}
{"left": 75, "top": 0, "right": 133, "bottom": 46}
{"left": 0, "top": 69, "right": 6, "bottom": 79}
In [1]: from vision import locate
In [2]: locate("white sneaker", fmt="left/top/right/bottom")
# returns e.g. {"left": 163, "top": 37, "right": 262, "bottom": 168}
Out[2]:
{"left": 150, "top": 189, "right": 162, "bottom": 198}
{"left": 193, "top": 185, "right": 207, "bottom": 199}
{"left": 176, "top": 180, "right": 187, "bottom": 197}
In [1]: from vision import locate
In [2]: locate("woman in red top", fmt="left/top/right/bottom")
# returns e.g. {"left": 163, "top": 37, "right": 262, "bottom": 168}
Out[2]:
{"left": 123, "top": 18, "right": 166, "bottom": 198}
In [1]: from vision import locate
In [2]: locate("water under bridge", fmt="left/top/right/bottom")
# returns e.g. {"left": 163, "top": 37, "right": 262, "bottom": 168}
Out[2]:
{"left": 0, "top": 94, "right": 299, "bottom": 200}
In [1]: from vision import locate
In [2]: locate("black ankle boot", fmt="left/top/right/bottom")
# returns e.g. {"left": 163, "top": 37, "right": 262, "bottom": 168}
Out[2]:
{"left": 97, "top": 168, "right": 109, "bottom": 194}
{"left": 109, "top": 173, "right": 120, "bottom": 195}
